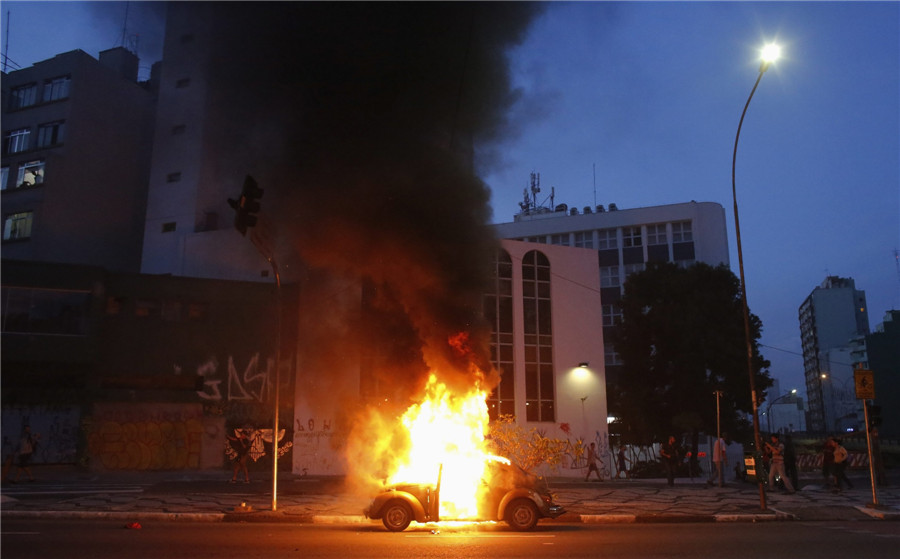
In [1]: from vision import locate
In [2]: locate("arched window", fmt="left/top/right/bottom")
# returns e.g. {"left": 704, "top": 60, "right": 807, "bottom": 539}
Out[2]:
{"left": 522, "top": 250, "right": 554, "bottom": 422}
{"left": 485, "top": 249, "right": 514, "bottom": 420}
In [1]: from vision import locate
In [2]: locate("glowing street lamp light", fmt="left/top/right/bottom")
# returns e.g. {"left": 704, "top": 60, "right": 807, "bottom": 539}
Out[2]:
{"left": 731, "top": 42, "right": 780, "bottom": 511}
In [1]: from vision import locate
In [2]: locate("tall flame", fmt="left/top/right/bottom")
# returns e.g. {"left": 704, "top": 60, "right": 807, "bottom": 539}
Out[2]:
{"left": 388, "top": 373, "right": 492, "bottom": 518}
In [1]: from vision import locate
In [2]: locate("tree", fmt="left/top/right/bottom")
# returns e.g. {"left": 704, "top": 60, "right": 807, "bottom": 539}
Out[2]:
{"left": 609, "top": 262, "right": 771, "bottom": 454}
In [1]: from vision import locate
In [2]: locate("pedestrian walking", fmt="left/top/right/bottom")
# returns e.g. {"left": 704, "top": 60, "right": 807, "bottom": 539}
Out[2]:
{"left": 832, "top": 438, "right": 853, "bottom": 492}
{"left": 764, "top": 433, "right": 795, "bottom": 494}
{"left": 660, "top": 435, "right": 680, "bottom": 487}
{"left": 615, "top": 445, "right": 629, "bottom": 479}
{"left": 821, "top": 436, "right": 835, "bottom": 487}
{"left": 12, "top": 425, "right": 39, "bottom": 483}
{"left": 707, "top": 432, "right": 728, "bottom": 487}
{"left": 226, "top": 427, "right": 252, "bottom": 483}
{"left": 584, "top": 442, "right": 603, "bottom": 481}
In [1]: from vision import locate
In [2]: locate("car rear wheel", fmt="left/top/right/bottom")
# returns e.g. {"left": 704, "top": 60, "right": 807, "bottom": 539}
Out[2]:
{"left": 382, "top": 501, "right": 412, "bottom": 532}
{"left": 505, "top": 498, "right": 539, "bottom": 531}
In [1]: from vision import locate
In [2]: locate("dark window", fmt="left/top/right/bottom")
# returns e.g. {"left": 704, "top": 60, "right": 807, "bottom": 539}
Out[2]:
{"left": 175, "top": 78, "right": 191, "bottom": 88}
{"left": 9, "top": 83, "right": 38, "bottom": 110}
{"left": 486, "top": 249, "right": 515, "bottom": 421}
{"left": 522, "top": 250, "right": 554, "bottom": 422}
{"left": 42, "top": 76, "right": 71, "bottom": 102}
{"left": 36, "top": 121, "right": 65, "bottom": 147}
{"left": 162, "top": 222, "right": 176, "bottom": 233}
{"left": 4, "top": 128, "right": 30, "bottom": 154}
{"left": 673, "top": 242, "right": 695, "bottom": 261}
{"left": 166, "top": 172, "right": 182, "bottom": 183}
{"left": 647, "top": 244, "right": 669, "bottom": 263}
{"left": 1, "top": 287, "right": 90, "bottom": 335}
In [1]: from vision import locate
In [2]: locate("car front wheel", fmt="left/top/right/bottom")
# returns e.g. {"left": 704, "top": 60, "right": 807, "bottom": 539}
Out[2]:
{"left": 505, "top": 498, "right": 539, "bottom": 531}
{"left": 382, "top": 501, "right": 412, "bottom": 532}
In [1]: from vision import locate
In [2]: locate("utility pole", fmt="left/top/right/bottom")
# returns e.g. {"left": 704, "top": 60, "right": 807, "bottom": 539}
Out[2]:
{"left": 228, "top": 175, "right": 282, "bottom": 511}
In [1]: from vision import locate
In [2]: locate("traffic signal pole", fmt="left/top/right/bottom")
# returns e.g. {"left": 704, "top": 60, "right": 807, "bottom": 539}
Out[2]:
{"left": 863, "top": 400, "right": 879, "bottom": 508}
{"left": 227, "top": 175, "right": 282, "bottom": 511}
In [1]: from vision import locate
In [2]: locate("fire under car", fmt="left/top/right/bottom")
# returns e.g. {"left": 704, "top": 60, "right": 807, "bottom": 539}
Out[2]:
{"left": 364, "top": 455, "right": 566, "bottom": 531}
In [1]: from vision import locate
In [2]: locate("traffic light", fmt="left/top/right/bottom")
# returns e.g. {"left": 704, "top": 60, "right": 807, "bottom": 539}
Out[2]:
{"left": 869, "top": 404, "right": 882, "bottom": 428}
{"left": 227, "top": 175, "right": 264, "bottom": 236}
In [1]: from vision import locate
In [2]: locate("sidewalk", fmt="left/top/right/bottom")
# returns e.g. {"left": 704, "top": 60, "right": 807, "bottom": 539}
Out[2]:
{"left": 2, "top": 466, "right": 898, "bottom": 524}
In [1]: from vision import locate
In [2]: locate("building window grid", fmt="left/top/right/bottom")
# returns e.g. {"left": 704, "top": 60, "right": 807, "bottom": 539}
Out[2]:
{"left": 647, "top": 223, "right": 667, "bottom": 246}
{"left": 574, "top": 230, "right": 593, "bottom": 248}
{"left": 549, "top": 233, "right": 569, "bottom": 246}
{"left": 597, "top": 228, "right": 617, "bottom": 250}
{"left": 672, "top": 221, "right": 693, "bottom": 243}
{"left": 522, "top": 250, "right": 555, "bottom": 422}
{"left": 600, "top": 266, "right": 620, "bottom": 288}
{"left": 487, "top": 250, "right": 515, "bottom": 420}
{"left": 15, "top": 160, "right": 45, "bottom": 188}
{"left": 623, "top": 226, "right": 643, "bottom": 248}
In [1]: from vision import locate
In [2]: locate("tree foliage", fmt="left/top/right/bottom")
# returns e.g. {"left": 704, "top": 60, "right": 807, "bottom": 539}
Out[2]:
{"left": 609, "top": 262, "right": 772, "bottom": 446}
{"left": 487, "top": 414, "right": 568, "bottom": 473}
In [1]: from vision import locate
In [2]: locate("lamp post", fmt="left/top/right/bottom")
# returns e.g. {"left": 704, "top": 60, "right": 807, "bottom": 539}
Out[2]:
{"left": 765, "top": 389, "right": 797, "bottom": 434}
{"left": 731, "top": 42, "right": 780, "bottom": 511}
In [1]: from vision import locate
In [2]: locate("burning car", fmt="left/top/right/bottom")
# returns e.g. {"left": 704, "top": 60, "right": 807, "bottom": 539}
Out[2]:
{"left": 364, "top": 455, "right": 565, "bottom": 531}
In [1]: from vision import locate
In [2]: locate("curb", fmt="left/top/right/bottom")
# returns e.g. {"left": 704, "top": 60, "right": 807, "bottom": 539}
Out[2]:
{"left": 2, "top": 510, "right": 224, "bottom": 522}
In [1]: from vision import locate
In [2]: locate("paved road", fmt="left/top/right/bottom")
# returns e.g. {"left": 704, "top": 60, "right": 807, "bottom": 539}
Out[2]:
{"left": 2, "top": 466, "right": 898, "bottom": 524}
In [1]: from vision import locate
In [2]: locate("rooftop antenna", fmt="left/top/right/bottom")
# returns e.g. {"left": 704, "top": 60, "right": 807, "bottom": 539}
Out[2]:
{"left": 120, "top": 1, "right": 130, "bottom": 47}
{"left": 593, "top": 163, "right": 597, "bottom": 207}
{"left": 3, "top": 10, "right": 10, "bottom": 73}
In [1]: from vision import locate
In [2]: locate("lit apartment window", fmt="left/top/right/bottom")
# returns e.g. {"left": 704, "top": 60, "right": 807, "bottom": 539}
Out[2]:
{"left": 647, "top": 224, "right": 667, "bottom": 245}
{"left": 597, "top": 228, "right": 617, "bottom": 250}
{"left": 16, "top": 161, "right": 45, "bottom": 188}
{"left": 622, "top": 226, "right": 642, "bottom": 248}
{"left": 9, "top": 83, "right": 38, "bottom": 110}
{"left": 3, "top": 211, "right": 34, "bottom": 241}
{"left": 42, "top": 76, "right": 71, "bottom": 102}
{"left": 36, "top": 121, "right": 65, "bottom": 148}
{"left": 672, "top": 221, "right": 692, "bottom": 242}
{"left": 4, "top": 128, "right": 31, "bottom": 154}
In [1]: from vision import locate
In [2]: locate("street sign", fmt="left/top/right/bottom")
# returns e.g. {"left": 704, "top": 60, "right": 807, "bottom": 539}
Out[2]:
{"left": 854, "top": 369, "right": 875, "bottom": 400}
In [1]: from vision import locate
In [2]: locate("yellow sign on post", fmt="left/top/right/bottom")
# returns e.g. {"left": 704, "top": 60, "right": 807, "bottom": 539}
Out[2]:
{"left": 854, "top": 369, "right": 875, "bottom": 400}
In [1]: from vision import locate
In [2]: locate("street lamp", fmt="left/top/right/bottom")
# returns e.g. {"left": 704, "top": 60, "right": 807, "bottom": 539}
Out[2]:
{"left": 731, "top": 42, "right": 780, "bottom": 511}
{"left": 765, "top": 389, "right": 797, "bottom": 433}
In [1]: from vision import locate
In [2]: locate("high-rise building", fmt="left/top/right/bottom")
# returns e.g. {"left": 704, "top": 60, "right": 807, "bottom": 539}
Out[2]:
{"left": 493, "top": 191, "right": 730, "bottom": 385}
{"left": 1, "top": 48, "right": 156, "bottom": 272}
{"left": 799, "top": 276, "right": 869, "bottom": 433}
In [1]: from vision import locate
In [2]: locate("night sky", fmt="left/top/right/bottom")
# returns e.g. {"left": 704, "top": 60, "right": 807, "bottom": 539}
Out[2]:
{"left": 2, "top": 2, "right": 897, "bottom": 400}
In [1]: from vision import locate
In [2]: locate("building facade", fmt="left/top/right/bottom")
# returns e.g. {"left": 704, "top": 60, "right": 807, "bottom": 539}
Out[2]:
{"left": 493, "top": 198, "right": 730, "bottom": 385}
{"left": 799, "top": 276, "right": 870, "bottom": 433}
{"left": 861, "top": 310, "right": 900, "bottom": 438}
{"left": 1, "top": 48, "right": 156, "bottom": 273}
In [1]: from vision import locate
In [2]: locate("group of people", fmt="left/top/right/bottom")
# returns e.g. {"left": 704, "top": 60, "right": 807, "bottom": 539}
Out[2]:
{"left": 583, "top": 442, "right": 631, "bottom": 481}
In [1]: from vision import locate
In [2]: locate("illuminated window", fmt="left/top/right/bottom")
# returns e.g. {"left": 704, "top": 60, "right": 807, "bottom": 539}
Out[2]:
{"left": 3, "top": 211, "right": 34, "bottom": 241}
{"left": 16, "top": 161, "right": 45, "bottom": 188}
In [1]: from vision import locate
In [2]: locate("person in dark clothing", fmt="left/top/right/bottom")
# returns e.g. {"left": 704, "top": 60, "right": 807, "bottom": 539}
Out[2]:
{"left": 227, "top": 428, "right": 252, "bottom": 483}
{"left": 784, "top": 434, "right": 799, "bottom": 491}
{"left": 660, "top": 436, "right": 680, "bottom": 487}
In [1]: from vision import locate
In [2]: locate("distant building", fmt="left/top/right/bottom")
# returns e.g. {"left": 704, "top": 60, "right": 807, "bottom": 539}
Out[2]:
{"left": 799, "top": 276, "right": 869, "bottom": 433}
{"left": 493, "top": 187, "right": 730, "bottom": 388}
{"left": 1, "top": 48, "right": 156, "bottom": 273}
